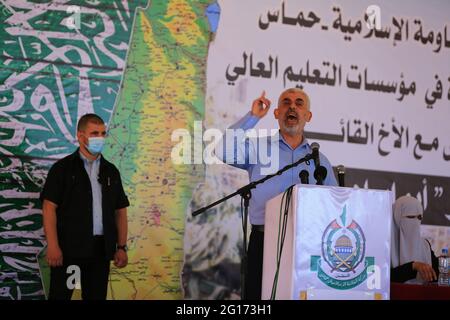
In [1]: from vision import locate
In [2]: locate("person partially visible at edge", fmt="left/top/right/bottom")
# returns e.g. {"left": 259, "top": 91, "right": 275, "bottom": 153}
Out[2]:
{"left": 215, "top": 88, "right": 337, "bottom": 299}
{"left": 391, "top": 195, "right": 438, "bottom": 283}
{"left": 40, "top": 113, "right": 129, "bottom": 300}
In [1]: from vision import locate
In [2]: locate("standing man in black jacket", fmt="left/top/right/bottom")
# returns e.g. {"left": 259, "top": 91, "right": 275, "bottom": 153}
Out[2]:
{"left": 40, "top": 113, "right": 129, "bottom": 300}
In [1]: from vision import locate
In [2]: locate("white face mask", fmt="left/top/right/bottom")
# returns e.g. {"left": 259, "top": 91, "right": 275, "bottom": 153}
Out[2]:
{"left": 86, "top": 137, "right": 105, "bottom": 155}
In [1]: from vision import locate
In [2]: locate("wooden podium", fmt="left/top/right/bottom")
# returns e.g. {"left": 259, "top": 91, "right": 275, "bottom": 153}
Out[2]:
{"left": 261, "top": 185, "right": 392, "bottom": 300}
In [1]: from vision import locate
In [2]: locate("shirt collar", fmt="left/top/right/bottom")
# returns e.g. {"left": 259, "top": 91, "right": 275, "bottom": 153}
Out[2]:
{"left": 274, "top": 130, "right": 310, "bottom": 151}
{"left": 79, "top": 150, "right": 101, "bottom": 165}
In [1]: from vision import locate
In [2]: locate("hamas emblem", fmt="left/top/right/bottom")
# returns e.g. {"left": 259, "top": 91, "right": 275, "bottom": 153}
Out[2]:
{"left": 310, "top": 205, "right": 375, "bottom": 290}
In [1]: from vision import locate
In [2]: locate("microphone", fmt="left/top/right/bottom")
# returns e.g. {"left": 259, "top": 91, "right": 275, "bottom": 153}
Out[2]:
{"left": 310, "top": 142, "right": 327, "bottom": 185}
{"left": 314, "top": 166, "right": 327, "bottom": 185}
{"left": 337, "top": 165, "right": 345, "bottom": 187}
{"left": 311, "top": 142, "right": 320, "bottom": 168}
{"left": 299, "top": 170, "right": 309, "bottom": 184}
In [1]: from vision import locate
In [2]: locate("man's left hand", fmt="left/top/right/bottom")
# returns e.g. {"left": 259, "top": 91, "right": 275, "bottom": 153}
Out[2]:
{"left": 114, "top": 249, "right": 128, "bottom": 268}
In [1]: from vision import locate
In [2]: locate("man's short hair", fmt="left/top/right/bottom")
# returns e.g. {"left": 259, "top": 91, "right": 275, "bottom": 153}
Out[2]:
{"left": 278, "top": 88, "right": 311, "bottom": 110}
{"left": 77, "top": 113, "right": 105, "bottom": 131}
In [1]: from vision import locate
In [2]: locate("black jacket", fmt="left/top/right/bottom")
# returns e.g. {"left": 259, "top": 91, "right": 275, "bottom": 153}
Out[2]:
{"left": 40, "top": 149, "right": 129, "bottom": 260}
{"left": 390, "top": 240, "right": 439, "bottom": 283}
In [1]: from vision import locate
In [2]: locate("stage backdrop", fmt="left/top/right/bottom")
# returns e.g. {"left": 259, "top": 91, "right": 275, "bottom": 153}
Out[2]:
{"left": 0, "top": 0, "right": 448, "bottom": 299}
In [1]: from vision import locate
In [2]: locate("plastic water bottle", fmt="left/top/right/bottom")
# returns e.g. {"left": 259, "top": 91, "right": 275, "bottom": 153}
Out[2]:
{"left": 438, "top": 247, "right": 449, "bottom": 286}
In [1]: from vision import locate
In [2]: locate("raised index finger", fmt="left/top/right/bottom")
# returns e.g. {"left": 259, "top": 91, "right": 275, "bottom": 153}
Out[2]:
{"left": 260, "top": 90, "right": 266, "bottom": 99}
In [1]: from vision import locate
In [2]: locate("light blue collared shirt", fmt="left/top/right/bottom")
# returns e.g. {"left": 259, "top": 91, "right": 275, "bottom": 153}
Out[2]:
{"left": 79, "top": 151, "right": 103, "bottom": 235}
{"left": 216, "top": 112, "right": 338, "bottom": 225}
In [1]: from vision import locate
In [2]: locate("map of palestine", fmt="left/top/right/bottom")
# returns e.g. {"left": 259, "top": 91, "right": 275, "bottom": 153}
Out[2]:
{"left": 0, "top": 0, "right": 218, "bottom": 300}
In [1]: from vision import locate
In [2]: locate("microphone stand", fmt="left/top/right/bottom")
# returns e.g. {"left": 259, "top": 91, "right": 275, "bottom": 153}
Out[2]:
{"left": 192, "top": 153, "right": 314, "bottom": 300}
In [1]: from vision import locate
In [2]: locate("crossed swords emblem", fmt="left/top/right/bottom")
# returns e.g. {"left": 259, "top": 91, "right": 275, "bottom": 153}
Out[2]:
{"left": 331, "top": 248, "right": 357, "bottom": 273}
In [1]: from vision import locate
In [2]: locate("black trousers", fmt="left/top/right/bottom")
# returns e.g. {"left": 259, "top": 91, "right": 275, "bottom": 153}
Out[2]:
{"left": 244, "top": 228, "right": 264, "bottom": 300}
{"left": 48, "top": 236, "right": 111, "bottom": 300}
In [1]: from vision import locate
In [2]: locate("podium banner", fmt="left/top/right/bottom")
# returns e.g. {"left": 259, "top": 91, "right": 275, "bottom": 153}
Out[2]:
{"left": 293, "top": 185, "right": 392, "bottom": 299}
{"left": 262, "top": 185, "right": 392, "bottom": 300}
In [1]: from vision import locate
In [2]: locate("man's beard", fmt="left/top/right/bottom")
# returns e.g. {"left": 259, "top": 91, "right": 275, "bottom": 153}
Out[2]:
{"left": 280, "top": 121, "right": 302, "bottom": 136}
